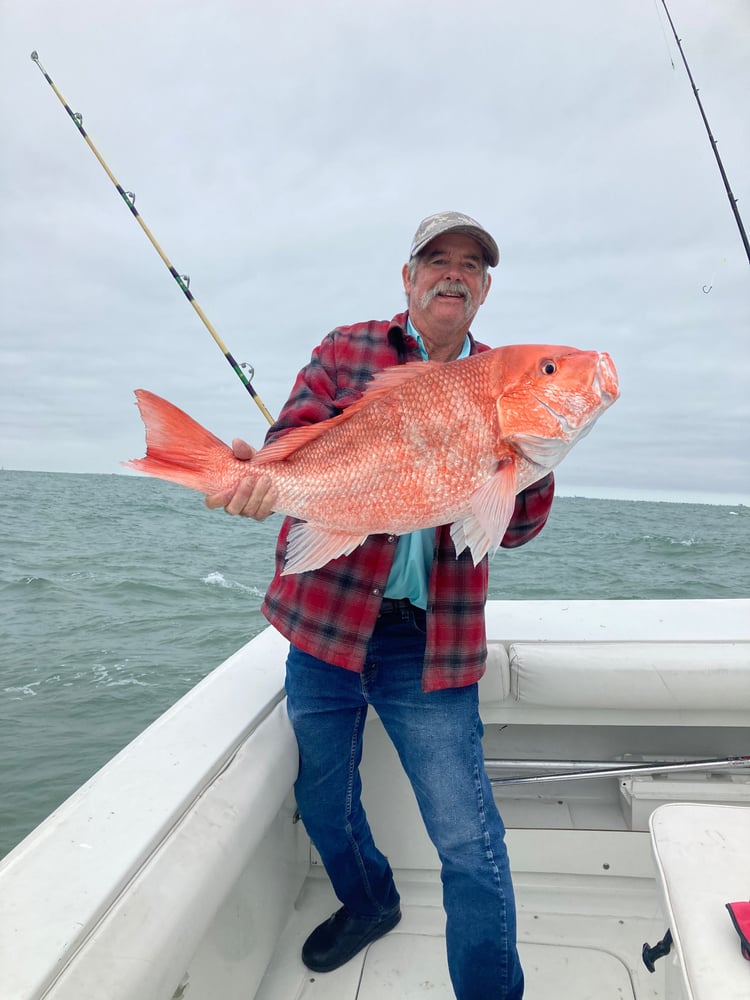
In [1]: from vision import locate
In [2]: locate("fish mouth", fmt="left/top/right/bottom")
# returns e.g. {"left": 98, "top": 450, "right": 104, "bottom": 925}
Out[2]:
{"left": 594, "top": 352, "right": 620, "bottom": 403}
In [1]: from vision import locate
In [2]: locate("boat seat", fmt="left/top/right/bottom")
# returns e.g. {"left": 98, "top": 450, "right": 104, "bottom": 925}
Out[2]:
{"left": 480, "top": 640, "right": 750, "bottom": 711}
{"left": 509, "top": 641, "right": 750, "bottom": 708}
{"left": 477, "top": 642, "right": 512, "bottom": 701}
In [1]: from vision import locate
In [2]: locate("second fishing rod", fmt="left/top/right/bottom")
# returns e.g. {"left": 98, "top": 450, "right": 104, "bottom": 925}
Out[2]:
{"left": 30, "top": 50, "right": 275, "bottom": 426}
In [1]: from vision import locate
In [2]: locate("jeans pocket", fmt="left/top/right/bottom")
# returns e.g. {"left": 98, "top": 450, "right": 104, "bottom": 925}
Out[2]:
{"left": 410, "top": 608, "right": 427, "bottom": 637}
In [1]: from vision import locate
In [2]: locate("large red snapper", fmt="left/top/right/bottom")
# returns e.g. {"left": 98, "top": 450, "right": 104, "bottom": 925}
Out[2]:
{"left": 124, "top": 344, "right": 619, "bottom": 574}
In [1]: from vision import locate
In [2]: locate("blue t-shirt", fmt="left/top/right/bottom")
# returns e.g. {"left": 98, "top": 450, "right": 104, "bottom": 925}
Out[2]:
{"left": 383, "top": 320, "right": 471, "bottom": 609}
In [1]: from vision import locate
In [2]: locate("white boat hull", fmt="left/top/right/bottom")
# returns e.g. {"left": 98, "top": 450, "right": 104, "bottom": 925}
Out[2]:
{"left": 2, "top": 600, "right": 748, "bottom": 999}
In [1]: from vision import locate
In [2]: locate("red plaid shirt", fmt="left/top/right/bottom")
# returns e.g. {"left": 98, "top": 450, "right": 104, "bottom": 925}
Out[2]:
{"left": 261, "top": 311, "right": 554, "bottom": 691}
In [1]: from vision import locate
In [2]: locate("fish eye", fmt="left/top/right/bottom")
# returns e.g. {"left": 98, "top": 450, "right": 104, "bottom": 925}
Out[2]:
{"left": 540, "top": 360, "right": 557, "bottom": 376}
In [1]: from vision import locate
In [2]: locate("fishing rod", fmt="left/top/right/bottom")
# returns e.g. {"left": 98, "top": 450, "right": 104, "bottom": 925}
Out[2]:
{"left": 658, "top": 1, "right": 750, "bottom": 267}
{"left": 30, "top": 51, "right": 275, "bottom": 425}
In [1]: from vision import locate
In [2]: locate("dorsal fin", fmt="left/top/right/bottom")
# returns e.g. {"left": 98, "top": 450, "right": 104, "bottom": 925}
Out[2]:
{"left": 253, "top": 360, "right": 442, "bottom": 465}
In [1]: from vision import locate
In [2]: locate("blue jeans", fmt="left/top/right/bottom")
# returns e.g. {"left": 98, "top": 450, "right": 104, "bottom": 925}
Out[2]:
{"left": 285, "top": 603, "right": 524, "bottom": 1000}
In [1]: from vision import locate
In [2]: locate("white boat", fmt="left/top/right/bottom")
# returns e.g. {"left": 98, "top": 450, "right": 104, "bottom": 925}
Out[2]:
{"left": 2, "top": 598, "right": 749, "bottom": 999}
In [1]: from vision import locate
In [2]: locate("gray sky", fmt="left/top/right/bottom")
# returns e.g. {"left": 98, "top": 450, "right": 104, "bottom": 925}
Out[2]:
{"left": 1, "top": 0, "right": 748, "bottom": 503}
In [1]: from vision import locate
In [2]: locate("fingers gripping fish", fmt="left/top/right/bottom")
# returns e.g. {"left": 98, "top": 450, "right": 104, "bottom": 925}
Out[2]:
{"left": 124, "top": 344, "right": 619, "bottom": 575}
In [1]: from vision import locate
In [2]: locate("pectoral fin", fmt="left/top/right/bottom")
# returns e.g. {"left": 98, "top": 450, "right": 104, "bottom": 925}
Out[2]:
{"left": 450, "top": 462, "right": 518, "bottom": 565}
{"left": 282, "top": 521, "right": 370, "bottom": 575}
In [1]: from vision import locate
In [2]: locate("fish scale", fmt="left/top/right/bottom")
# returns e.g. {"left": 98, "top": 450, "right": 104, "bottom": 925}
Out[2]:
{"left": 266, "top": 362, "right": 496, "bottom": 530}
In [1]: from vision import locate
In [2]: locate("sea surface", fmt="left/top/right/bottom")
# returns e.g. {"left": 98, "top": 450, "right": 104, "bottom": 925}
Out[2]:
{"left": 2, "top": 469, "right": 749, "bottom": 860}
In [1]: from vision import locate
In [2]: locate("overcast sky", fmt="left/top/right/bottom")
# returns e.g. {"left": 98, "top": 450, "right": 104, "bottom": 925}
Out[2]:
{"left": 1, "top": 0, "right": 748, "bottom": 503}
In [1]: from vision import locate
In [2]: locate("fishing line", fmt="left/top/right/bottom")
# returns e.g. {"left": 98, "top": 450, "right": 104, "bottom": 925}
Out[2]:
{"left": 30, "top": 51, "right": 275, "bottom": 425}
{"left": 651, "top": 0, "right": 675, "bottom": 70}
{"left": 702, "top": 256, "right": 727, "bottom": 294}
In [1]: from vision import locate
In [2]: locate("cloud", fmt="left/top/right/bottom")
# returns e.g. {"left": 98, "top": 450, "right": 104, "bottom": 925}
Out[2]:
{"left": 1, "top": 0, "right": 748, "bottom": 502}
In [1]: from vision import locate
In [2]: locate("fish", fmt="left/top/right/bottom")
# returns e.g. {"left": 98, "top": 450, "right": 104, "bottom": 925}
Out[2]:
{"left": 124, "top": 344, "right": 619, "bottom": 574}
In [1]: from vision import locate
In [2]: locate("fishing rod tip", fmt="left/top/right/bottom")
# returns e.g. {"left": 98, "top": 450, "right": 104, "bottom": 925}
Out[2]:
{"left": 31, "top": 51, "right": 39, "bottom": 61}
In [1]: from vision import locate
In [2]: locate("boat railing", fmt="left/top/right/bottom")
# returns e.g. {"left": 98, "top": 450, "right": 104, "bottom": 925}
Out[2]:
{"left": 0, "top": 625, "right": 300, "bottom": 1000}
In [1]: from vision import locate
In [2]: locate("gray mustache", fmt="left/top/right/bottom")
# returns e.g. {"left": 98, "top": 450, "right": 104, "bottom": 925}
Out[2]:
{"left": 420, "top": 281, "right": 473, "bottom": 313}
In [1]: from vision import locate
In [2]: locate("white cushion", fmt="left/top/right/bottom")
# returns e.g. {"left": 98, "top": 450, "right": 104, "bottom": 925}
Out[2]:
{"left": 509, "top": 641, "right": 750, "bottom": 709}
{"left": 478, "top": 642, "right": 511, "bottom": 702}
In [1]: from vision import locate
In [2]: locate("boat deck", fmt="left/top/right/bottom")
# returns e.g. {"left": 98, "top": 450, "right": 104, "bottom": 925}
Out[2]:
{"left": 256, "top": 864, "right": 666, "bottom": 999}
{"left": 250, "top": 708, "right": 744, "bottom": 999}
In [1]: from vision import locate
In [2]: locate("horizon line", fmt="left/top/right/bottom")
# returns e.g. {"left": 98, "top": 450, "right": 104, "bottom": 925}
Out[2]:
{"left": 2, "top": 467, "right": 748, "bottom": 508}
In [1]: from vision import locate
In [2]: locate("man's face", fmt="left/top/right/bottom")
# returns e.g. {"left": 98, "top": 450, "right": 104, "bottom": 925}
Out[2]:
{"left": 402, "top": 233, "right": 491, "bottom": 336}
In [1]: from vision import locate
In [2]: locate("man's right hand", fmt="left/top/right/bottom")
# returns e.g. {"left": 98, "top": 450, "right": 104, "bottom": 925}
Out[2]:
{"left": 205, "top": 438, "right": 277, "bottom": 521}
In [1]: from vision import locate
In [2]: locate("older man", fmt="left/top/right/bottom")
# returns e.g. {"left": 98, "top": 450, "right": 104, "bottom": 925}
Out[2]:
{"left": 207, "top": 212, "right": 554, "bottom": 999}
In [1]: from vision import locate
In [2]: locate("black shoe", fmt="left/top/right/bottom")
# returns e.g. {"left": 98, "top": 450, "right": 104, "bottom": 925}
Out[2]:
{"left": 301, "top": 905, "right": 402, "bottom": 972}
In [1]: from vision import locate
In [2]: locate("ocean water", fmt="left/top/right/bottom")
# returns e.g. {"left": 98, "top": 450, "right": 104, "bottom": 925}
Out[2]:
{"left": 1, "top": 469, "right": 749, "bottom": 860}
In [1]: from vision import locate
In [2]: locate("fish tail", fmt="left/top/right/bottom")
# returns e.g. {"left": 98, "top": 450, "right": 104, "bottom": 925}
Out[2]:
{"left": 122, "top": 390, "right": 233, "bottom": 493}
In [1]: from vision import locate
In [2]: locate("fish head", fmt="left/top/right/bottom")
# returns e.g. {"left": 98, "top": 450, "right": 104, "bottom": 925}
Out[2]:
{"left": 493, "top": 345, "right": 620, "bottom": 469}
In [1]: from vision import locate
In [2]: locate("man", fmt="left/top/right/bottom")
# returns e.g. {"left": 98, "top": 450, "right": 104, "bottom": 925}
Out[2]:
{"left": 207, "top": 212, "right": 554, "bottom": 999}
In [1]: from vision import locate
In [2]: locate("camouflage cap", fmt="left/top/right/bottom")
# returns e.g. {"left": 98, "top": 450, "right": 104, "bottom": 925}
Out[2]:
{"left": 409, "top": 211, "right": 499, "bottom": 268}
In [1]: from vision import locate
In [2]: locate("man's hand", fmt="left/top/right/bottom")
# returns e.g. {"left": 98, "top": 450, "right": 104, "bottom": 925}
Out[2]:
{"left": 205, "top": 438, "right": 277, "bottom": 521}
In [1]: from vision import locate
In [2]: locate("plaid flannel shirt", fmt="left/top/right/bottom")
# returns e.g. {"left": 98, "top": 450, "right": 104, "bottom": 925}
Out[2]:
{"left": 260, "top": 311, "right": 555, "bottom": 691}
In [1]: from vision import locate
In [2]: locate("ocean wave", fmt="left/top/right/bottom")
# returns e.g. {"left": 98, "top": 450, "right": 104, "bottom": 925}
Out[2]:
{"left": 2, "top": 681, "right": 42, "bottom": 698}
{"left": 10, "top": 575, "right": 55, "bottom": 589}
{"left": 640, "top": 533, "right": 706, "bottom": 549}
{"left": 202, "top": 571, "right": 264, "bottom": 596}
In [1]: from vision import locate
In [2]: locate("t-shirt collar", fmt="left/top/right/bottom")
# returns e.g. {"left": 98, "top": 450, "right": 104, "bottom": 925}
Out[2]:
{"left": 406, "top": 316, "right": 471, "bottom": 361}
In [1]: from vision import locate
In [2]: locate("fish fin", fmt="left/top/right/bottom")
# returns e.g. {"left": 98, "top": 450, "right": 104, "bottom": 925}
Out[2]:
{"left": 122, "top": 390, "right": 232, "bottom": 493}
{"left": 365, "top": 361, "right": 444, "bottom": 392}
{"left": 254, "top": 361, "right": 440, "bottom": 465}
{"left": 281, "top": 521, "right": 370, "bottom": 575}
{"left": 450, "top": 462, "right": 518, "bottom": 564}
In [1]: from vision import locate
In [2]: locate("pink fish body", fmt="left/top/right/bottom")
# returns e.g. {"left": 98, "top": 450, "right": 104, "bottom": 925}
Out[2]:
{"left": 125, "top": 344, "right": 619, "bottom": 574}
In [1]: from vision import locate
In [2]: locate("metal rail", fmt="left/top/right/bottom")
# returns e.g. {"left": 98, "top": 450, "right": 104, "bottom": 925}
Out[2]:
{"left": 487, "top": 755, "right": 750, "bottom": 785}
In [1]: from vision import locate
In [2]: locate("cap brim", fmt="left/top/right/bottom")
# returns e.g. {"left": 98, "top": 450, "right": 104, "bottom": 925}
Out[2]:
{"left": 411, "top": 225, "right": 499, "bottom": 267}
